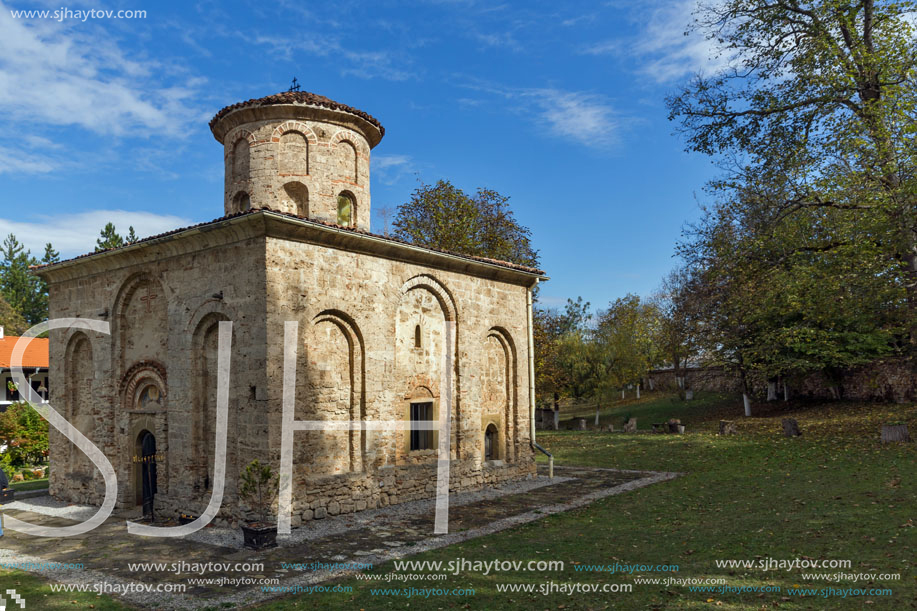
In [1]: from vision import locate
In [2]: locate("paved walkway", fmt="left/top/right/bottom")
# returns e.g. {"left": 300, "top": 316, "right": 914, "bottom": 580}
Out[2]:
{"left": 0, "top": 465, "right": 679, "bottom": 609}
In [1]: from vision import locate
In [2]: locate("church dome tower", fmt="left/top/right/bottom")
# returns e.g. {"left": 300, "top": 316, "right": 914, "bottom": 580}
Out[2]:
{"left": 209, "top": 90, "right": 384, "bottom": 231}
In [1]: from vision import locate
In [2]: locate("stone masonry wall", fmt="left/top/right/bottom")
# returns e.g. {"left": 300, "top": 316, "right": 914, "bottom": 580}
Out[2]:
{"left": 43, "top": 217, "right": 537, "bottom": 527}
{"left": 223, "top": 118, "right": 371, "bottom": 230}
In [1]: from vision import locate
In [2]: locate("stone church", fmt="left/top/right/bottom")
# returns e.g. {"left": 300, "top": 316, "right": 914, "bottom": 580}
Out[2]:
{"left": 38, "top": 90, "right": 544, "bottom": 525}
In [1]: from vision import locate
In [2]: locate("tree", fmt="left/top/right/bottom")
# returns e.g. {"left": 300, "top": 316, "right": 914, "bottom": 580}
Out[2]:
{"left": 668, "top": 0, "right": 917, "bottom": 346}
{"left": 96, "top": 222, "right": 125, "bottom": 252}
{"left": 125, "top": 226, "right": 139, "bottom": 243}
{"left": 534, "top": 297, "right": 593, "bottom": 406}
{"left": 0, "top": 234, "right": 47, "bottom": 324}
{"left": 0, "top": 402, "right": 48, "bottom": 467}
{"left": 392, "top": 180, "right": 540, "bottom": 268}
{"left": 594, "top": 295, "right": 662, "bottom": 395}
{"left": 0, "top": 293, "right": 27, "bottom": 335}
{"left": 652, "top": 267, "right": 701, "bottom": 397}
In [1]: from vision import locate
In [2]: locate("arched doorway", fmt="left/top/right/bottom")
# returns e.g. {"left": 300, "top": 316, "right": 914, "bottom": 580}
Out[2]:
{"left": 484, "top": 424, "right": 498, "bottom": 461}
{"left": 134, "top": 430, "right": 158, "bottom": 518}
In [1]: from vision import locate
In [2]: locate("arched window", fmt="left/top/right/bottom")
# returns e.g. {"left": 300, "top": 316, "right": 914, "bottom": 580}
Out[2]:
{"left": 337, "top": 192, "right": 355, "bottom": 227}
{"left": 414, "top": 324, "right": 422, "bottom": 349}
{"left": 234, "top": 191, "right": 251, "bottom": 213}
{"left": 484, "top": 424, "right": 498, "bottom": 461}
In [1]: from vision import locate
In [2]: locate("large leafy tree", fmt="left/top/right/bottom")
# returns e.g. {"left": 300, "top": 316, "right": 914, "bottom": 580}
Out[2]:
{"left": 392, "top": 180, "right": 540, "bottom": 268}
{"left": 652, "top": 267, "right": 702, "bottom": 395}
{"left": 534, "top": 297, "right": 592, "bottom": 405}
{"left": 594, "top": 295, "right": 662, "bottom": 393}
{"left": 668, "top": 0, "right": 917, "bottom": 346}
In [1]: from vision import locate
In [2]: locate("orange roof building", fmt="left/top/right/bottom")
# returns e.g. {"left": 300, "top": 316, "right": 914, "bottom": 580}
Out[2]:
{"left": 0, "top": 336, "right": 49, "bottom": 370}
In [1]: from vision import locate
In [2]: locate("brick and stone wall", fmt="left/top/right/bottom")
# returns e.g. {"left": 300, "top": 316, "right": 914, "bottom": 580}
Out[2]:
{"left": 214, "top": 105, "right": 376, "bottom": 231}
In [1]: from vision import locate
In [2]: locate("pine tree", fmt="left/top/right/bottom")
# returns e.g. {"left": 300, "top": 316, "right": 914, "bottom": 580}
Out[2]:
{"left": 95, "top": 223, "right": 124, "bottom": 252}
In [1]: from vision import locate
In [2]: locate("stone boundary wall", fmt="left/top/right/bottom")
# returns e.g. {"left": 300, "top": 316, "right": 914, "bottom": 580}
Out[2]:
{"left": 647, "top": 357, "right": 916, "bottom": 404}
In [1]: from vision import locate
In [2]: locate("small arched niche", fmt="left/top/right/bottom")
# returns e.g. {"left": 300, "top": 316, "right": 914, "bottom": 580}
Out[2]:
{"left": 232, "top": 138, "right": 250, "bottom": 183}
{"left": 279, "top": 131, "right": 309, "bottom": 175}
{"left": 282, "top": 182, "right": 309, "bottom": 216}
{"left": 233, "top": 191, "right": 251, "bottom": 213}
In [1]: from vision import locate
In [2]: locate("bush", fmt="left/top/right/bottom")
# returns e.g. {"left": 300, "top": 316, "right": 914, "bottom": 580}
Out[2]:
{"left": 21, "top": 469, "right": 34, "bottom": 481}
{"left": 239, "top": 459, "right": 278, "bottom": 525}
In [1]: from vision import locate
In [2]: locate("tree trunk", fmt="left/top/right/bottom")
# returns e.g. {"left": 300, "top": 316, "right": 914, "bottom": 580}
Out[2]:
{"left": 783, "top": 383, "right": 789, "bottom": 402}
{"left": 782, "top": 418, "right": 801, "bottom": 437}
{"left": 881, "top": 424, "right": 910, "bottom": 443}
{"left": 649, "top": 377, "right": 655, "bottom": 390}
{"left": 767, "top": 379, "right": 777, "bottom": 402}
{"left": 740, "top": 368, "right": 751, "bottom": 416}
{"left": 621, "top": 389, "right": 625, "bottom": 400}
{"left": 595, "top": 405, "right": 600, "bottom": 426}
{"left": 636, "top": 383, "right": 641, "bottom": 399}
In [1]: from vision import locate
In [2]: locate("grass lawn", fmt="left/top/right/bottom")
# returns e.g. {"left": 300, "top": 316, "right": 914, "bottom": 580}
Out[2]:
{"left": 0, "top": 569, "right": 130, "bottom": 609}
{"left": 256, "top": 392, "right": 915, "bottom": 610}
{"left": 2, "top": 393, "right": 914, "bottom": 609}
{"left": 10, "top": 477, "right": 49, "bottom": 491}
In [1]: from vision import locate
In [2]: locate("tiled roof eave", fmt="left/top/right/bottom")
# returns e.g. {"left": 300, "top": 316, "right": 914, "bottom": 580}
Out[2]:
{"left": 34, "top": 208, "right": 547, "bottom": 282}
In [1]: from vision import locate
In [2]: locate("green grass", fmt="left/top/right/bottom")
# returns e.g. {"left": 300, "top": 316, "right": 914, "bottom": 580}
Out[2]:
{"left": 558, "top": 390, "right": 733, "bottom": 430}
{"left": 0, "top": 569, "right": 129, "bottom": 609}
{"left": 255, "top": 393, "right": 916, "bottom": 610}
{"left": 10, "top": 477, "right": 49, "bottom": 491}
{"left": 3, "top": 394, "right": 914, "bottom": 609}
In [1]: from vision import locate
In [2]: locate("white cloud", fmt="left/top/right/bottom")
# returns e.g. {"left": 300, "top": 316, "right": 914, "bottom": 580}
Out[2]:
{"left": 584, "top": 0, "right": 733, "bottom": 84}
{"left": 0, "top": 146, "right": 56, "bottom": 174}
{"left": 254, "top": 35, "right": 415, "bottom": 82}
{"left": 0, "top": 4, "right": 203, "bottom": 135}
{"left": 456, "top": 78, "right": 623, "bottom": 150}
{"left": 523, "top": 89, "right": 620, "bottom": 149}
{"left": 0, "top": 209, "right": 193, "bottom": 258}
{"left": 371, "top": 154, "right": 416, "bottom": 185}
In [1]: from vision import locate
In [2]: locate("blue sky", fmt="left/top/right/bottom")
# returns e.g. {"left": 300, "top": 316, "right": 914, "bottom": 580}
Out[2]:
{"left": 0, "top": 0, "right": 726, "bottom": 312}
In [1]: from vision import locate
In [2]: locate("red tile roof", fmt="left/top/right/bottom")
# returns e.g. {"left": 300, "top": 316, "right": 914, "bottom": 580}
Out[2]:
{"left": 0, "top": 336, "right": 49, "bottom": 369}
{"left": 35, "top": 207, "right": 546, "bottom": 276}
{"left": 209, "top": 91, "right": 385, "bottom": 136}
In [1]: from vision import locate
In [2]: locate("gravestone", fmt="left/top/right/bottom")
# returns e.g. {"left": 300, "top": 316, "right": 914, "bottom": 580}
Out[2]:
{"left": 881, "top": 424, "right": 910, "bottom": 443}
{"left": 782, "top": 418, "right": 801, "bottom": 437}
{"left": 623, "top": 418, "right": 637, "bottom": 433}
{"left": 719, "top": 420, "right": 737, "bottom": 436}
{"left": 574, "top": 418, "right": 587, "bottom": 431}
{"left": 667, "top": 418, "right": 681, "bottom": 434}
